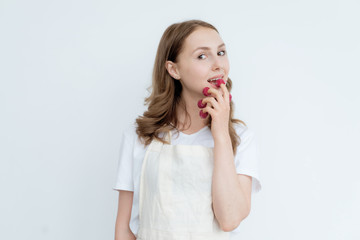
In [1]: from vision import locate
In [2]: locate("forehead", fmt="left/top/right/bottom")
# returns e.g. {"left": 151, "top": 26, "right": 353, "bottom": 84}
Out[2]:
{"left": 182, "top": 27, "right": 223, "bottom": 52}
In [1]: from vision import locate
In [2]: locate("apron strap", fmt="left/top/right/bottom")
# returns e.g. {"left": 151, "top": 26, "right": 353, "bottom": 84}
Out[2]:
{"left": 148, "top": 130, "right": 172, "bottom": 151}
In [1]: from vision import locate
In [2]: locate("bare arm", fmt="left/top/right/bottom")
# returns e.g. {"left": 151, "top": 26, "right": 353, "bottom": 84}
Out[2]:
{"left": 203, "top": 84, "right": 252, "bottom": 231}
{"left": 212, "top": 133, "right": 252, "bottom": 231}
{"left": 114, "top": 190, "right": 136, "bottom": 240}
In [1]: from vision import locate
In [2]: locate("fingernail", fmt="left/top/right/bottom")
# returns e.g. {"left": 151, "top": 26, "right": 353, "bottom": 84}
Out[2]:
{"left": 197, "top": 99, "right": 207, "bottom": 108}
{"left": 229, "top": 93, "right": 232, "bottom": 101}
{"left": 199, "top": 110, "right": 208, "bottom": 119}
{"left": 203, "top": 87, "right": 210, "bottom": 96}
{"left": 216, "top": 79, "right": 225, "bottom": 87}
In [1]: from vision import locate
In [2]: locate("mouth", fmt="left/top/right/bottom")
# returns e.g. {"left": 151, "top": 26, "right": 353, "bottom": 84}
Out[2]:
{"left": 207, "top": 75, "right": 225, "bottom": 87}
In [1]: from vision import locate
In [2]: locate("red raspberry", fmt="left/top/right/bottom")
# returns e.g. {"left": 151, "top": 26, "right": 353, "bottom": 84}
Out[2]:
{"left": 216, "top": 79, "right": 225, "bottom": 87}
{"left": 197, "top": 99, "right": 207, "bottom": 108}
{"left": 202, "top": 87, "right": 210, "bottom": 96}
{"left": 199, "top": 110, "right": 208, "bottom": 119}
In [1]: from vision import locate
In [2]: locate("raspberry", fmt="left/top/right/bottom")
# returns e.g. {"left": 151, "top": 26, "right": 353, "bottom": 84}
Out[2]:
{"left": 216, "top": 79, "right": 225, "bottom": 87}
{"left": 199, "top": 110, "right": 208, "bottom": 119}
{"left": 202, "top": 87, "right": 210, "bottom": 96}
{"left": 197, "top": 99, "right": 207, "bottom": 108}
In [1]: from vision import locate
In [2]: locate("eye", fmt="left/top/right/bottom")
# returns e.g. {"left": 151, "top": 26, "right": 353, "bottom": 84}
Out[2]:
{"left": 218, "top": 50, "right": 226, "bottom": 56}
{"left": 198, "top": 54, "right": 206, "bottom": 60}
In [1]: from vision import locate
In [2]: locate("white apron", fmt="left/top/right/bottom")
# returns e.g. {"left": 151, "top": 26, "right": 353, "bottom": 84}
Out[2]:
{"left": 136, "top": 130, "right": 230, "bottom": 240}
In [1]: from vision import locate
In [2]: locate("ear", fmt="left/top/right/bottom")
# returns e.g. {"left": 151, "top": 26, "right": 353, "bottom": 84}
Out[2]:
{"left": 165, "top": 60, "right": 181, "bottom": 80}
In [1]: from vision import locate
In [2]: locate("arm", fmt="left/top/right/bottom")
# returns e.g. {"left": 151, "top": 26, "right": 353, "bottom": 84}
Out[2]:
{"left": 114, "top": 190, "right": 136, "bottom": 240}
{"left": 212, "top": 134, "right": 252, "bottom": 231}
{"left": 202, "top": 84, "right": 252, "bottom": 231}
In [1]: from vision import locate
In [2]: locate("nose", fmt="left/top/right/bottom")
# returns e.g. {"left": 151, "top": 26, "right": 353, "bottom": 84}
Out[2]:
{"left": 212, "top": 56, "right": 223, "bottom": 71}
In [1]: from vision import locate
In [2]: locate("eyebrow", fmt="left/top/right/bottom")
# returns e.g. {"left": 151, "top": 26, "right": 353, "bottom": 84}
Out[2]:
{"left": 192, "top": 43, "right": 226, "bottom": 54}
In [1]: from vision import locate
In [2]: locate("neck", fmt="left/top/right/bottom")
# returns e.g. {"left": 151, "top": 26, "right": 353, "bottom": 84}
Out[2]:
{"left": 175, "top": 91, "right": 207, "bottom": 133}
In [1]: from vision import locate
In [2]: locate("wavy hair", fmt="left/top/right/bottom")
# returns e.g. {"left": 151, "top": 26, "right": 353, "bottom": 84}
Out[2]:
{"left": 135, "top": 19, "right": 246, "bottom": 154}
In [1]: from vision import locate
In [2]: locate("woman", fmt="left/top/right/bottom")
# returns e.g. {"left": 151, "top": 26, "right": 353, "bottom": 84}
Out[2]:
{"left": 114, "top": 19, "right": 262, "bottom": 240}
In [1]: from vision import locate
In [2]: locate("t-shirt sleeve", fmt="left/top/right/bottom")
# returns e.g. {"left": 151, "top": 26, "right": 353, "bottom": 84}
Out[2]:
{"left": 234, "top": 125, "right": 262, "bottom": 194}
{"left": 113, "top": 127, "right": 135, "bottom": 192}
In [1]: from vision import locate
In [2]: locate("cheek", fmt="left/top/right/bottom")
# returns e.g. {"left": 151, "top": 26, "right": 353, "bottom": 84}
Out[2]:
{"left": 226, "top": 62, "right": 230, "bottom": 73}
{"left": 223, "top": 58, "right": 230, "bottom": 71}
{"left": 187, "top": 62, "right": 209, "bottom": 78}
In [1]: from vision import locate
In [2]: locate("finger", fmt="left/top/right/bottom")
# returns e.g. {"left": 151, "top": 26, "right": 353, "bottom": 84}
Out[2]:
{"left": 219, "top": 83, "right": 229, "bottom": 101}
{"left": 201, "top": 97, "right": 219, "bottom": 109}
{"left": 203, "top": 87, "right": 211, "bottom": 97}
{"left": 207, "top": 88, "right": 224, "bottom": 103}
{"left": 197, "top": 99, "right": 207, "bottom": 108}
{"left": 216, "top": 79, "right": 226, "bottom": 88}
{"left": 199, "top": 109, "right": 209, "bottom": 119}
{"left": 216, "top": 79, "right": 227, "bottom": 96}
{"left": 201, "top": 106, "right": 215, "bottom": 118}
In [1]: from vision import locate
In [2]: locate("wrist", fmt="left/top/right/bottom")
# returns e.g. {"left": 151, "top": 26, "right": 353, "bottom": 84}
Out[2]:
{"left": 213, "top": 130, "right": 231, "bottom": 143}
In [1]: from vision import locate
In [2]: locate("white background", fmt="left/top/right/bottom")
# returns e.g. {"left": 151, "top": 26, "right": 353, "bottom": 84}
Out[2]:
{"left": 1, "top": 0, "right": 359, "bottom": 239}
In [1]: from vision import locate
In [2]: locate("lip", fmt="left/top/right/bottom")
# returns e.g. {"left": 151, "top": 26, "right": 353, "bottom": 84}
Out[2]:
{"left": 207, "top": 75, "right": 226, "bottom": 88}
{"left": 207, "top": 74, "right": 224, "bottom": 81}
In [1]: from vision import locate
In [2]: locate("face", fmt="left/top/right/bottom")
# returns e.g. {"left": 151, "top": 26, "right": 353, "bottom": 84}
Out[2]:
{"left": 167, "top": 27, "right": 230, "bottom": 100}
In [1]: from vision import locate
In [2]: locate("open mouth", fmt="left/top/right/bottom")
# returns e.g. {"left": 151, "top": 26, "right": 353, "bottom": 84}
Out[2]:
{"left": 207, "top": 76, "right": 224, "bottom": 87}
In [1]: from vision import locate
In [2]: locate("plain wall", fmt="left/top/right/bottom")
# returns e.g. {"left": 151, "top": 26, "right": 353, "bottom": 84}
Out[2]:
{"left": 1, "top": 0, "right": 359, "bottom": 239}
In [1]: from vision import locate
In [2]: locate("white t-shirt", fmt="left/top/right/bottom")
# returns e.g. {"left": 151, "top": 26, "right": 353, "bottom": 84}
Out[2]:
{"left": 113, "top": 122, "right": 262, "bottom": 237}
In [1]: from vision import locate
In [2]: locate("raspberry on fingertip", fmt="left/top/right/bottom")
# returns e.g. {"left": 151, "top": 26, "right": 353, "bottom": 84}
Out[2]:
{"left": 216, "top": 79, "right": 225, "bottom": 87}
{"left": 203, "top": 87, "right": 210, "bottom": 96}
{"left": 197, "top": 99, "right": 207, "bottom": 108}
{"left": 199, "top": 110, "right": 208, "bottom": 119}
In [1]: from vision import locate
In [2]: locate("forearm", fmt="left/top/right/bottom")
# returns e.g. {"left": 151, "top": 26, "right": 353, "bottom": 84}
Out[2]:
{"left": 211, "top": 132, "right": 250, "bottom": 231}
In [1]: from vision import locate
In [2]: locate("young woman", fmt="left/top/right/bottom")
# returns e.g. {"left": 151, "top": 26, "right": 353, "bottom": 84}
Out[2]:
{"left": 113, "top": 19, "right": 262, "bottom": 240}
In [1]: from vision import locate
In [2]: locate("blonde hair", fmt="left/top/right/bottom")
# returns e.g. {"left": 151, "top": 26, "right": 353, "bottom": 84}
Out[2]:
{"left": 135, "top": 19, "right": 246, "bottom": 154}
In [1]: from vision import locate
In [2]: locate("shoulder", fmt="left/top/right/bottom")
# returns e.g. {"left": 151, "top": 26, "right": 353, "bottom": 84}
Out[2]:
{"left": 233, "top": 122, "right": 258, "bottom": 153}
{"left": 121, "top": 122, "right": 137, "bottom": 137}
{"left": 119, "top": 122, "right": 139, "bottom": 145}
{"left": 120, "top": 122, "right": 149, "bottom": 151}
